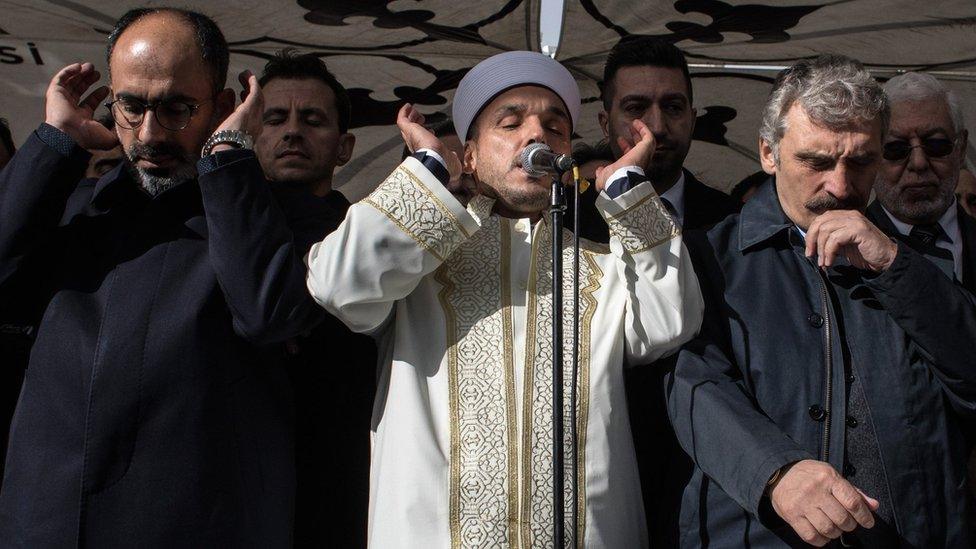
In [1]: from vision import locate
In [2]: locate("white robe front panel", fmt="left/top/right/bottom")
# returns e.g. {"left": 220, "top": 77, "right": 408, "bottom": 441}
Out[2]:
{"left": 306, "top": 157, "right": 703, "bottom": 548}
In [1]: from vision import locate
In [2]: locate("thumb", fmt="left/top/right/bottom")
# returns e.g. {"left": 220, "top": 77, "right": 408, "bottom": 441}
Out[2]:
{"left": 855, "top": 488, "right": 880, "bottom": 510}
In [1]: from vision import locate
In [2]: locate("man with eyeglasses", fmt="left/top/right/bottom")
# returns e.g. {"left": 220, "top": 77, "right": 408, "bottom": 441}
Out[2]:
{"left": 868, "top": 72, "right": 975, "bottom": 294}
{"left": 0, "top": 8, "right": 322, "bottom": 546}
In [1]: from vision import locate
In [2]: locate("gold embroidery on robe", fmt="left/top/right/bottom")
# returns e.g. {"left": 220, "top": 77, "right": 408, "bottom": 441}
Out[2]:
{"left": 436, "top": 217, "right": 518, "bottom": 548}
{"left": 365, "top": 165, "right": 470, "bottom": 261}
{"left": 521, "top": 223, "right": 602, "bottom": 548}
{"left": 605, "top": 192, "right": 681, "bottom": 254}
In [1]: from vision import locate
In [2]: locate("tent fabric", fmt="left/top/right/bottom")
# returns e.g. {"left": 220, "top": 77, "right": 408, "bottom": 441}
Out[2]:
{"left": 1, "top": 1, "right": 974, "bottom": 198}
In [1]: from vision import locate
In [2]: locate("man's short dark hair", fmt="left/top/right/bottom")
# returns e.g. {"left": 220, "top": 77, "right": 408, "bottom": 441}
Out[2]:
{"left": 259, "top": 49, "right": 352, "bottom": 134}
{"left": 107, "top": 8, "right": 229, "bottom": 94}
{"left": 0, "top": 118, "right": 15, "bottom": 157}
{"left": 601, "top": 37, "right": 693, "bottom": 110}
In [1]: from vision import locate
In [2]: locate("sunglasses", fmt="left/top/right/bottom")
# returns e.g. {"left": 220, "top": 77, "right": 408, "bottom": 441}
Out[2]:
{"left": 882, "top": 137, "right": 956, "bottom": 161}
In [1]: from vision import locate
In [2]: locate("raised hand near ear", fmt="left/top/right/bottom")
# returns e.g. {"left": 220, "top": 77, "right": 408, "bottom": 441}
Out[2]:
{"left": 396, "top": 103, "right": 462, "bottom": 184}
{"left": 213, "top": 70, "right": 264, "bottom": 139}
{"left": 594, "top": 119, "right": 654, "bottom": 193}
{"left": 45, "top": 62, "right": 118, "bottom": 151}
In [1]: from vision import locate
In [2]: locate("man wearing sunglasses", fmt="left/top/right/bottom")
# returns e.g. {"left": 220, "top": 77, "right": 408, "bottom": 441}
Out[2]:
{"left": 869, "top": 72, "right": 975, "bottom": 294}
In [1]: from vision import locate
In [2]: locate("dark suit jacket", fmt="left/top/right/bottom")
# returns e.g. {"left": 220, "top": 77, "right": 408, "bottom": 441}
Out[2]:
{"left": 623, "top": 170, "right": 737, "bottom": 547}
{"left": 0, "top": 126, "right": 322, "bottom": 547}
{"left": 569, "top": 168, "right": 737, "bottom": 243}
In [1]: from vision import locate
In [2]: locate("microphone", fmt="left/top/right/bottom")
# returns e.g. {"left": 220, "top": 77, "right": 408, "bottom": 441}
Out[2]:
{"left": 520, "top": 143, "right": 575, "bottom": 178}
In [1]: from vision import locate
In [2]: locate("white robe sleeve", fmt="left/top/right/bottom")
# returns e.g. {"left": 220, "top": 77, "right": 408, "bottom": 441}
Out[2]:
{"left": 595, "top": 181, "right": 704, "bottom": 365}
{"left": 305, "top": 156, "right": 491, "bottom": 333}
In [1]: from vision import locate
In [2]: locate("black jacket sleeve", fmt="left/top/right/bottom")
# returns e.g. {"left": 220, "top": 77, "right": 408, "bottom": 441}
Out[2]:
{"left": 197, "top": 150, "right": 325, "bottom": 345}
{"left": 0, "top": 124, "right": 89, "bottom": 292}
{"left": 867, "top": 241, "right": 976, "bottom": 420}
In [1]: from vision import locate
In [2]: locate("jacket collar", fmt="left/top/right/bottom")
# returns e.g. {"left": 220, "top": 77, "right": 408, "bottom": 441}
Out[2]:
{"left": 737, "top": 175, "right": 795, "bottom": 251}
{"left": 90, "top": 161, "right": 131, "bottom": 207}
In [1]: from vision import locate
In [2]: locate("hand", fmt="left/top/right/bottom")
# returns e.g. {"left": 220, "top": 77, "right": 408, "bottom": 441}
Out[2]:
{"left": 45, "top": 63, "right": 117, "bottom": 151}
{"left": 805, "top": 210, "right": 898, "bottom": 271}
{"left": 212, "top": 70, "right": 264, "bottom": 147}
{"left": 594, "top": 119, "right": 655, "bottom": 192}
{"left": 769, "top": 460, "right": 879, "bottom": 546}
{"left": 396, "top": 103, "right": 462, "bottom": 183}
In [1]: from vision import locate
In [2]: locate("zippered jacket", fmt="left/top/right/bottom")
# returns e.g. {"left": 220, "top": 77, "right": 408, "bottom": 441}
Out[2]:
{"left": 667, "top": 178, "right": 976, "bottom": 548}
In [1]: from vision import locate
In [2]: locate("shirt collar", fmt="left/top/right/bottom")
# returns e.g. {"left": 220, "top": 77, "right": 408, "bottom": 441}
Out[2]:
{"left": 736, "top": 176, "right": 795, "bottom": 251}
{"left": 659, "top": 171, "right": 686, "bottom": 226}
{"left": 880, "top": 200, "right": 959, "bottom": 244}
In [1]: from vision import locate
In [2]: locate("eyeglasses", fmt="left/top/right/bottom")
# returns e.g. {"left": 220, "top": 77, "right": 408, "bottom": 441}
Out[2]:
{"left": 882, "top": 137, "right": 957, "bottom": 162}
{"left": 105, "top": 97, "right": 212, "bottom": 131}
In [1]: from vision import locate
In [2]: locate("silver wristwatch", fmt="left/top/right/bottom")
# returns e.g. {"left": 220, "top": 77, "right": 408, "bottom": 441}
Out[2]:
{"left": 201, "top": 129, "right": 254, "bottom": 157}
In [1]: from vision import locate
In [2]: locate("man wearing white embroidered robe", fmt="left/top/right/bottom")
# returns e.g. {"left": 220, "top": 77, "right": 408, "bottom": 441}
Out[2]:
{"left": 305, "top": 51, "right": 703, "bottom": 548}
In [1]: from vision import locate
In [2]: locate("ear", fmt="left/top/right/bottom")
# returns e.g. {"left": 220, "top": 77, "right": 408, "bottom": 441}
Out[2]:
{"left": 336, "top": 133, "right": 356, "bottom": 166}
{"left": 598, "top": 110, "right": 609, "bottom": 139}
{"left": 214, "top": 87, "right": 236, "bottom": 124}
{"left": 759, "top": 138, "right": 777, "bottom": 175}
{"left": 463, "top": 140, "right": 476, "bottom": 175}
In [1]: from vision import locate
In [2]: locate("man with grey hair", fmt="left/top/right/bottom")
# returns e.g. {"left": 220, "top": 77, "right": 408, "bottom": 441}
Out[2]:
{"left": 668, "top": 54, "right": 976, "bottom": 547}
{"left": 869, "top": 71, "right": 975, "bottom": 294}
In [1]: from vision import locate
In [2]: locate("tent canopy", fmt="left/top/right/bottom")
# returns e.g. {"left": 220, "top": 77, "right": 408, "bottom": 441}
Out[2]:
{"left": 2, "top": 1, "right": 973, "bottom": 198}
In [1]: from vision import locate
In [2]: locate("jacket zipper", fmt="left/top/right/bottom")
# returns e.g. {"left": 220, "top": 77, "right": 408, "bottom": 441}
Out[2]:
{"left": 814, "top": 267, "right": 833, "bottom": 463}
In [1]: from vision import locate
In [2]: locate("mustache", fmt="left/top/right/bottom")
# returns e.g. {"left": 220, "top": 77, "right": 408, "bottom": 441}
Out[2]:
{"left": 805, "top": 193, "right": 863, "bottom": 212}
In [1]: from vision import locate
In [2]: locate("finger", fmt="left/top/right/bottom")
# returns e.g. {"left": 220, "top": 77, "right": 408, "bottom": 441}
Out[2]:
{"left": 243, "top": 72, "right": 261, "bottom": 107}
{"left": 631, "top": 118, "right": 654, "bottom": 148}
{"left": 835, "top": 482, "right": 876, "bottom": 529}
{"left": 821, "top": 229, "right": 848, "bottom": 268}
{"left": 238, "top": 70, "right": 252, "bottom": 103}
{"left": 396, "top": 103, "right": 416, "bottom": 128}
{"left": 820, "top": 496, "right": 858, "bottom": 533}
{"left": 80, "top": 85, "right": 110, "bottom": 113}
{"left": 52, "top": 63, "right": 83, "bottom": 88}
{"left": 616, "top": 135, "right": 633, "bottom": 156}
{"left": 808, "top": 508, "right": 843, "bottom": 540}
{"left": 68, "top": 63, "right": 98, "bottom": 96}
{"left": 805, "top": 216, "right": 821, "bottom": 258}
{"left": 792, "top": 517, "right": 830, "bottom": 547}
{"left": 855, "top": 487, "right": 880, "bottom": 511}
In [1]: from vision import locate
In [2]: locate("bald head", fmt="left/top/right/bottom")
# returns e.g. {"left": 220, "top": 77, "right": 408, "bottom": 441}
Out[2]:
{"left": 107, "top": 8, "right": 228, "bottom": 93}
{"left": 105, "top": 8, "right": 234, "bottom": 196}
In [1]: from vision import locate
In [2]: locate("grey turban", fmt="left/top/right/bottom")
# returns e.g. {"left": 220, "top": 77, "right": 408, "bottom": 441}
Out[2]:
{"left": 452, "top": 50, "right": 581, "bottom": 141}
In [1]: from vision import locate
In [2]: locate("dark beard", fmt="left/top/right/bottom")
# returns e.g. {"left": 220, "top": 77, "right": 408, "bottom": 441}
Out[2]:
{"left": 125, "top": 142, "right": 197, "bottom": 196}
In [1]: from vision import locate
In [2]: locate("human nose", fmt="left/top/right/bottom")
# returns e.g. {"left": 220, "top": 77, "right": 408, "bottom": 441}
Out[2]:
{"left": 523, "top": 116, "right": 547, "bottom": 146}
{"left": 823, "top": 164, "right": 855, "bottom": 201}
{"left": 136, "top": 108, "right": 168, "bottom": 145}
{"left": 642, "top": 106, "right": 666, "bottom": 139}
{"left": 905, "top": 141, "right": 929, "bottom": 173}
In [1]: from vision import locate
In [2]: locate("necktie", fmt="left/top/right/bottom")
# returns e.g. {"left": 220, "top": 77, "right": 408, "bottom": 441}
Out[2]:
{"left": 909, "top": 223, "right": 945, "bottom": 246}
{"left": 909, "top": 222, "right": 954, "bottom": 264}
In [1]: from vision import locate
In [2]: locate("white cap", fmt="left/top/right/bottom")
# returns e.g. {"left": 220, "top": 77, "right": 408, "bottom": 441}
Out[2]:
{"left": 452, "top": 51, "right": 581, "bottom": 141}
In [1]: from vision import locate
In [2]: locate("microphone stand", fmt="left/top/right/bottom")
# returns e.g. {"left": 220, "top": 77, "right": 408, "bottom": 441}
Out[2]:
{"left": 548, "top": 170, "right": 568, "bottom": 548}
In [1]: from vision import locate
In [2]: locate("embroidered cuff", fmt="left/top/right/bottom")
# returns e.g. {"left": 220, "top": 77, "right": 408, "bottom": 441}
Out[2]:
{"left": 596, "top": 180, "right": 680, "bottom": 254}
{"left": 363, "top": 156, "right": 478, "bottom": 261}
